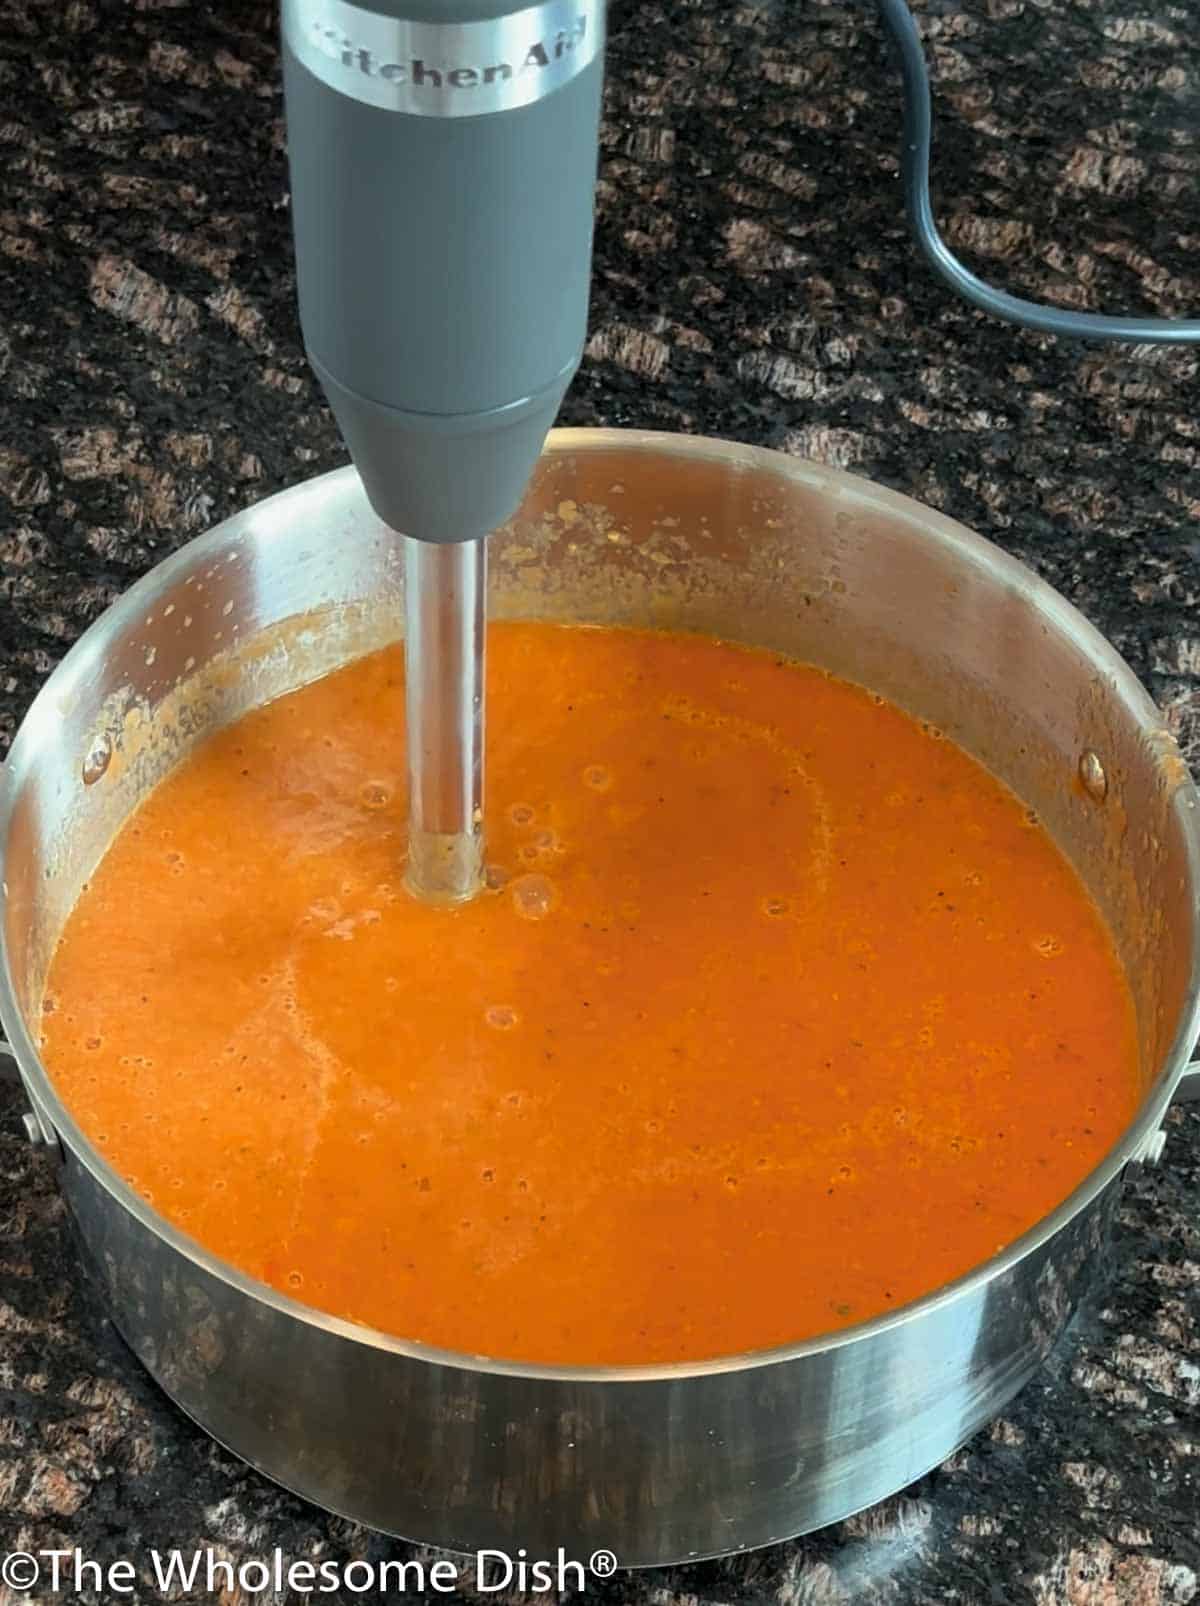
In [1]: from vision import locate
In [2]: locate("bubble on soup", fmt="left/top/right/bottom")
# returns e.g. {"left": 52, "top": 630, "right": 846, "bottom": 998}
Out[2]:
{"left": 511, "top": 874, "right": 556, "bottom": 921}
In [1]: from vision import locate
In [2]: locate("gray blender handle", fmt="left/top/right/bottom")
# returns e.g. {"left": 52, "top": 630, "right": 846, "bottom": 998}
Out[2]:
{"left": 281, "top": 0, "right": 605, "bottom": 542}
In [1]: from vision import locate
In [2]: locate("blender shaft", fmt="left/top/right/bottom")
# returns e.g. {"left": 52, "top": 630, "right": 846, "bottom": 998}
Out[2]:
{"left": 403, "top": 537, "right": 486, "bottom": 904}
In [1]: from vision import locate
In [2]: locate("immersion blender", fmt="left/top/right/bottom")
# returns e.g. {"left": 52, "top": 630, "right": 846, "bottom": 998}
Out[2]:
{"left": 280, "top": 0, "right": 605, "bottom": 903}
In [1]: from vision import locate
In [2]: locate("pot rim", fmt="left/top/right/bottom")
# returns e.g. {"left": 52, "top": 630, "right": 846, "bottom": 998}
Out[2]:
{"left": 3, "top": 427, "right": 1198, "bottom": 1384}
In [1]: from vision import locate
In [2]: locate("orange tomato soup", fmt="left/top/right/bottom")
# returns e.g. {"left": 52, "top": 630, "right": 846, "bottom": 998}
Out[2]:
{"left": 41, "top": 623, "right": 1139, "bottom": 1364}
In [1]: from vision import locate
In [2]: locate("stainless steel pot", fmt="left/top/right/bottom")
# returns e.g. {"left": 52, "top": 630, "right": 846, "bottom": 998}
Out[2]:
{"left": 1, "top": 430, "right": 1198, "bottom": 1566}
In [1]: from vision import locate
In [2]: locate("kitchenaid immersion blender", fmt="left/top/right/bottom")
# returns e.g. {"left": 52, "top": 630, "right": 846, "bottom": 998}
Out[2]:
{"left": 280, "top": 0, "right": 1198, "bottom": 907}
{"left": 281, "top": 0, "right": 604, "bottom": 903}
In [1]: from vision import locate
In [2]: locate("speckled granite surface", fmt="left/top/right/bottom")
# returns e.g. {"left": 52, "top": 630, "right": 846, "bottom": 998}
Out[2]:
{"left": 1, "top": 0, "right": 1199, "bottom": 1600}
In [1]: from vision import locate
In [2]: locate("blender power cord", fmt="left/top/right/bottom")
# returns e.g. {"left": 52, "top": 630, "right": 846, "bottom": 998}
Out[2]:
{"left": 876, "top": 0, "right": 1200, "bottom": 343}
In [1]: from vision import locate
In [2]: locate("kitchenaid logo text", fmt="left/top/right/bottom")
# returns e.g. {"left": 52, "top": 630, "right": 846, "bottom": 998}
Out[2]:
{"left": 283, "top": 0, "right": 603, "bottom": 116}
{"left": 309, "top": 12, "right": 589, "bottom": 90}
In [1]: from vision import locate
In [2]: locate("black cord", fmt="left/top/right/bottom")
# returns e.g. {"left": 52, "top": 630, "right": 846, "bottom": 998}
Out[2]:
{"left": 875, "top": 0, "right": 1200, "bottom": 344}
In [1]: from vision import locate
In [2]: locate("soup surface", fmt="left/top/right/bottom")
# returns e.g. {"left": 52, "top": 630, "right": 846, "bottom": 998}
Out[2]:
{"left": 42, "top": 622, "right": 1139, "bottom": 1364}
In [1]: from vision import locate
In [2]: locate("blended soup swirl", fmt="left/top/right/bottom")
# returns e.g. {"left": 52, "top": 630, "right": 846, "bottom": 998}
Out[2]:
{"left": 41, "top": 623, "right": 1139, "bottom": 1364}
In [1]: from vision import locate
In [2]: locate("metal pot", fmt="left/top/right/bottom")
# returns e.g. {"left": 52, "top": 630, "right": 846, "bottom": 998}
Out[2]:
{"left": 1, "top": 430, "right": 1197, "bottom": 1566}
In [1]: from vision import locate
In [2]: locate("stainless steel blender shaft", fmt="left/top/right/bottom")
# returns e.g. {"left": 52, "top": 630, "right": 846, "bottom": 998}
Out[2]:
{"left": 403, "top": 537, "right": 486, "bottom": 904}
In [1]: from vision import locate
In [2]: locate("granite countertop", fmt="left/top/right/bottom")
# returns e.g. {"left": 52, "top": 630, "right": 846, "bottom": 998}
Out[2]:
{"left": 1, "top": 0, "right": 1199, "bottom": 1600}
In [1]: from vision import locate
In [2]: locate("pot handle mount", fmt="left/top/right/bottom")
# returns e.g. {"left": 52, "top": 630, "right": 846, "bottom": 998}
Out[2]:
{"left": 0, "top": 1039, "right": 61, "bottom": 1153}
